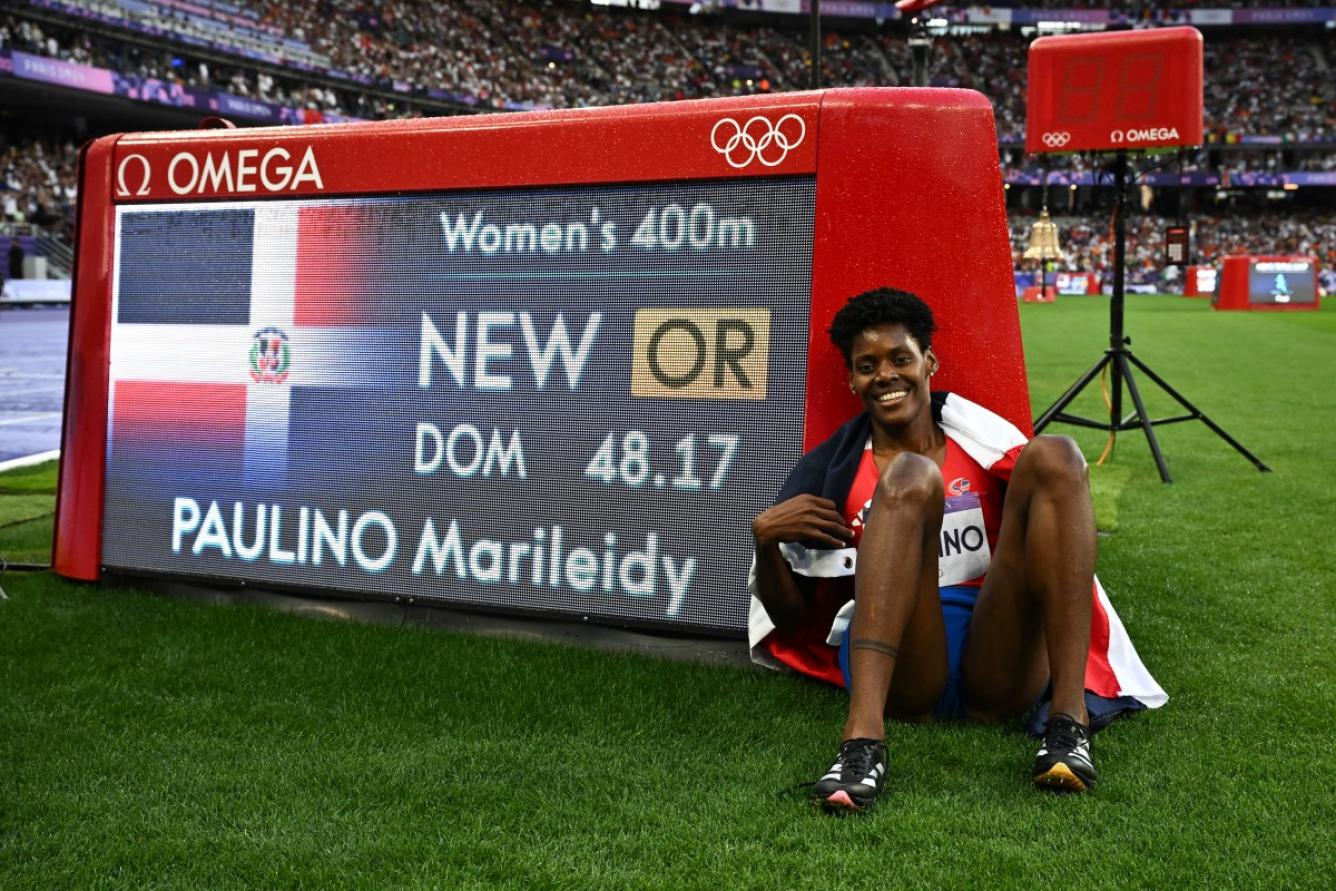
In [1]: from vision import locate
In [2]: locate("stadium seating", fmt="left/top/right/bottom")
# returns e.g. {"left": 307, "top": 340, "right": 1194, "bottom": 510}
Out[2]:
{"left": 1, "top": 0, "right": 1331, "bottom": 284}
{"left": 6, "top": 1, "right": 1333, "bottom": 137}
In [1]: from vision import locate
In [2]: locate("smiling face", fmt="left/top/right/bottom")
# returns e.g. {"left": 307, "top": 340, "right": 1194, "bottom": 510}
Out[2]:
{"left": 848, "top": 323, "right": 938, "bottom": 430}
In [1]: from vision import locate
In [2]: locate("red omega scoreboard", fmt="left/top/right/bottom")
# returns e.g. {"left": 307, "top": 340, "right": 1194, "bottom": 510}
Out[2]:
{"left": 1026, "top": 27, "right": 1204, "bottom": 155}
{"left": 56, "top": 90, "right": 1029, "bottom": 636}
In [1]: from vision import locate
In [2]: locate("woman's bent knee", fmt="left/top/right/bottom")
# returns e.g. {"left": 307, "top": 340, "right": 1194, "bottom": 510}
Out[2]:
{"left": 1018, "top": 435, "right": 1088, "bottom": 489}
{"left": 874, "top": 452, "right": 943, "bottom": 509}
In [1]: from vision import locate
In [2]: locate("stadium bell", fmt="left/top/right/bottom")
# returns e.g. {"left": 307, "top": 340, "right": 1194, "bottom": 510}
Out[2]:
{"left": 1023, "top": 207, "right": 1063, "bottom": 262}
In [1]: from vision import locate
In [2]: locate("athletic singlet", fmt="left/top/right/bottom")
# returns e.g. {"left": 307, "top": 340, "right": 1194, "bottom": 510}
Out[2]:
{"left": 762, "top": 433, "right": 1004, "bottom": 685}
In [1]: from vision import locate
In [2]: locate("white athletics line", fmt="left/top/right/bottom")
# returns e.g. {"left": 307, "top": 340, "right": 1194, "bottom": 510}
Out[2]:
{"left": 0, "top": 411, "right": 62, "bottom": 427}
{"left": 0, "top": 449, "right": 60, "bottom": 473}
{"left": 0, "top": 385, "right": 67, "bottom": 398}
{"left": 0, "top": 372, "right": 66, "bottom": 380}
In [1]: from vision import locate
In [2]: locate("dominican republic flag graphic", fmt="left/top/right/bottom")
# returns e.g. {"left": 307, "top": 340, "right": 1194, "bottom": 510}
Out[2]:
{"left": 109, "top": 204, "right": 385, "bottom": 489}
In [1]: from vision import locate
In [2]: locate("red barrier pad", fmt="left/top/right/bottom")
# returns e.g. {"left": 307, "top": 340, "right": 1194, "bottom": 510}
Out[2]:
{"left": 1215, "top": 256, "right": 1319, "bottom": 311}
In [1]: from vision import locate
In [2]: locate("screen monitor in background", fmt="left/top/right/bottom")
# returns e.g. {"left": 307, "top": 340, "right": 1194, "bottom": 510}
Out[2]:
{"left": 1216, "top": 255, "right": 1319, "bottom": 312}
{"left": 1248, "top": 259, "right": 1316, "bottom": 306}
{"left": 1165, "top": 226, "right": 1189, "bottom": 267}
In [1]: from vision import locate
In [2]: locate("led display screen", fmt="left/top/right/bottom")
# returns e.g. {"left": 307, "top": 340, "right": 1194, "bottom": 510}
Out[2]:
{"left": 102, "top": 177, "right": 816, "bottom": 634}
{"left": 1248, "top": 259, "right": 1316, "bottom": 305}
{"left": 1191, "top": 267, "right": 1216, "bottom": 295}
{"left": 1054, "top": 272, "right": 1098, "bottom": 296}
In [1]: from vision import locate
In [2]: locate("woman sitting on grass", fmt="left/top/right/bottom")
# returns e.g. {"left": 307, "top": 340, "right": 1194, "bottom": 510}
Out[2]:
{"left": 748, "top": 287, "right": 1166, "bottom": 813}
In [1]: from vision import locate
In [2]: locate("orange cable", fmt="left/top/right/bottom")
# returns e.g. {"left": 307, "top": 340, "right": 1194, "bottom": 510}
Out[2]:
{"left": 1096, "top": 362, "right": 1116, "bottom": 466}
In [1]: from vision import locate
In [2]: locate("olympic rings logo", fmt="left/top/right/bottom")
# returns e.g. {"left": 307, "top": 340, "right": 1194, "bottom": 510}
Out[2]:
{"left": 1041, "top": 131, "right": 1071, "bottom": 148}
{"left": 710, "top": 114, "right": 806, "bottom": 168}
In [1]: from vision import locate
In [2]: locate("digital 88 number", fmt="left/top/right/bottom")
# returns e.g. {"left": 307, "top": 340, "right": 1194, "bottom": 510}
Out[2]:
{"left": 583, "top": 431, "right": 739, "bottom": 492}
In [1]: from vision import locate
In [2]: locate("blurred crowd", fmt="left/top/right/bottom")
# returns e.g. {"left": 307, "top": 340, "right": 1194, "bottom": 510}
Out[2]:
{"left": 1, "top": 12, "right": 373, "bottom": 117}
{"left": 0, "top": 137, "right": 78, "bottom": 239}
{"left": 999, "top": 146, "right": 1336, "bottom": 177}
{"left": 4, "top": 127, "right": 1329, "bottom": 284}
{"left": 1010, "top": 212, "right": 1336, "bottom": 284}
{"left": 6, "top": 2, "right": 1333, "bottom": 141}
{"left": 1203, "top": 37, "right": 1334, "bottom": 144}
{"left": 995, "top": 1, "right": 1333, "bottom": 7}
{"left": 2, "top": 1, "right": 1332, "bottom": 283}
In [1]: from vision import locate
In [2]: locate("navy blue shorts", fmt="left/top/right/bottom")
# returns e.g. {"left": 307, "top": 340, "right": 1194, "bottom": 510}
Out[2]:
{"left": 837, "top": 585, "right": 1147, "bottom": 735}
{"left": 838, "top": 586, "right": 975, "bottom": 721}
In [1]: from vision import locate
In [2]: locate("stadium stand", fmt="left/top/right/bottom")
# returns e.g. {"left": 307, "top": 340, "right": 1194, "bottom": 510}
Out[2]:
{"left": 1010, "top": 212, "right": 1336, "bottom": 285}
{"left": 990, "top": 1, "right": 1333, "bottom": 7}
{"left": 7, "top": 2, "right": 1332, "bottom": 130}
{"left": 0, "top": 135, "right": 78, "bottom": 235}
{"left": 1, "top": 0, "right": 1331, "bottom": 285}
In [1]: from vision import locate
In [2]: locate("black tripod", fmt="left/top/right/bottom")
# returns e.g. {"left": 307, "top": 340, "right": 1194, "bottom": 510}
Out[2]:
{"left": 1032, "top": 150, "right": 1271, "bottom": 483}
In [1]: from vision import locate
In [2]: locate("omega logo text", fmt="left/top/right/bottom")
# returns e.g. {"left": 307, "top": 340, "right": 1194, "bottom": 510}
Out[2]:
{"left": 1109, "top": 127, "right": 1180, "bottom": 145}
{"left": 164, "top": 146, "right": 324, "bottom": 196}
{"left": 115, "top": 154, "right": 152, "bottom": 198}
{"left": 117, "top": 147, "right": 325, "bottom": 197}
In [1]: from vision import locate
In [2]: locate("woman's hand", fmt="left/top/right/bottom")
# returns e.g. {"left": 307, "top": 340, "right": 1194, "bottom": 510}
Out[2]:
{"left": 752, "top": 495, "right": 854, "bottom": 549}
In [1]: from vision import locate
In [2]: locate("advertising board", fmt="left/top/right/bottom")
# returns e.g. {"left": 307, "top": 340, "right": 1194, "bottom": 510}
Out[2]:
{"left": 1054, "top": 272, "right": 1099, "bottom": 296}
{"left": 1183, "top": 265, "right": 1216, "bottom": 298}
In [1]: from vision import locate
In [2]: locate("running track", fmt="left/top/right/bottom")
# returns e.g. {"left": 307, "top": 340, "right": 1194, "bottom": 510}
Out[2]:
{"left": 0, "top": 306, "right": 69, "bottom": 469}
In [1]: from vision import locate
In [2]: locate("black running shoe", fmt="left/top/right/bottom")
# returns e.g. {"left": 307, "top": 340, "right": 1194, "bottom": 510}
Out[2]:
{"left": 1032, "top": 713, "right": 1097, "bottom": 792}
{"left": 811, "top": 737, "right": 887, "bottom": 813}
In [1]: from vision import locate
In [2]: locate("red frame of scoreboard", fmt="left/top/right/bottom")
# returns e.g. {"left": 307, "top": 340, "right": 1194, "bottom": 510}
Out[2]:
{"left": 55, "top": 89, "right": 1029, "bottom": 581}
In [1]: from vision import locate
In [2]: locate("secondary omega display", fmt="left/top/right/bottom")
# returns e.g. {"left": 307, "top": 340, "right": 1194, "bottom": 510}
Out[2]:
{"left": 1026, "top": 27, "right": 1204, "bottom": 155}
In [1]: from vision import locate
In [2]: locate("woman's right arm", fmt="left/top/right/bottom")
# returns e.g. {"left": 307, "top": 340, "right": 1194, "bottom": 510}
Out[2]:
{"left": 751, "top": 495, "right": 853, "bottom": 634}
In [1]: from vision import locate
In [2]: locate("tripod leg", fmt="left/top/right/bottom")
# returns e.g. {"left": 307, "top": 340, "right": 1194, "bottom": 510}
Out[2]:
{"left": 1123, "top": 352, "right": 1272, "bottom": 473}
{"left": 1034, "top": 352, "right": 1112, "bottom": 433}
{"left": 1118, "top": 353, "right": 1173, "bottom": 484}
{"left": 1110, "top": 345, "right": 1124, "bottom": 450}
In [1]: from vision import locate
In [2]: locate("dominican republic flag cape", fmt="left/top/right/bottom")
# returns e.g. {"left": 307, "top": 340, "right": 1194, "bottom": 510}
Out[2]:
{"left": 747, "top": 391, "right": 1167, "bottom": 725}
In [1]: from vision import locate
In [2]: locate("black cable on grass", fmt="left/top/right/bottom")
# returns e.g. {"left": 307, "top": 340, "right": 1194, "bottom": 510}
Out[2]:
{"left": 1, "top": 555, "right": 51, "bottom": 575}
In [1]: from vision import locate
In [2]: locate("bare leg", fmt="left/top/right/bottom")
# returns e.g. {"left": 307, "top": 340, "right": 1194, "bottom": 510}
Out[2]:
{"left": 962, "top": 436, "right": 1095, "bottom": 724}
{"left": 843, "top": 453, "right": 949, "bottom": 741}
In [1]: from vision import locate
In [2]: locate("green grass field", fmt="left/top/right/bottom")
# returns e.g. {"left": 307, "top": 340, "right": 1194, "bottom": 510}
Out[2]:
{"left": 2, "top": 295, "right": 1335, "bottom": 889}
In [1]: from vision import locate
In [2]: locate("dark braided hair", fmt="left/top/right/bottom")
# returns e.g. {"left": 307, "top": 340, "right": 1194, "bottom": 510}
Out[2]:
{"left": 828, "top": 288, "right": 936, "bottom": 367}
